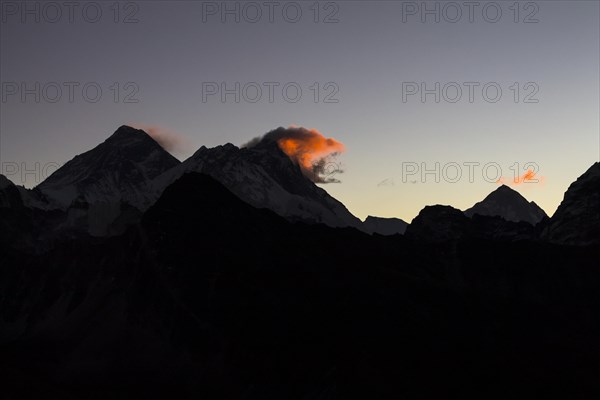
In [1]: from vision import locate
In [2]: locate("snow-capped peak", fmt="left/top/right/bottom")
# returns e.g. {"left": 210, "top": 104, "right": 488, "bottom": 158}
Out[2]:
{"left": 37, "top": 125, "right": 180, "bottom": 209}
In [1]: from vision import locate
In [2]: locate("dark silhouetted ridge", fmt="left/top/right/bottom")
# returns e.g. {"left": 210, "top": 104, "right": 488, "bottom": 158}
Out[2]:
{"left": 363, "top": 216, "right": 408, "bottom": 235}
{"left": 543, "top": 162, "right": 600, "bottom": 245}
{"left": 464, "top": 184, "right": 547, "bottom": 225}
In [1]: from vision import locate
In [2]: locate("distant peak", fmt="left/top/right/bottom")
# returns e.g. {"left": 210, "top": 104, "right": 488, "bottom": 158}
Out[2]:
{"left": 111, "top": 125, "right": 142, "bottom": 137}
{"left": 105, "top": 125, "right": 157, "bottom": 146}
{"left": 464, "top": 183, "right": 547, "bottom": 224}
{"left": 36, "top": 125, "right": 180, "bottom": 209}
{"left": 487, "top": 184, "right": 525, "bottom": 199}
{"left": 496, "top": 184, "right": 516, "bottom": 192}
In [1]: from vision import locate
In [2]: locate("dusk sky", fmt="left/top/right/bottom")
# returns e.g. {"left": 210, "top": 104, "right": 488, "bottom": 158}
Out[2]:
{"left": 1, "top": 0, "right": 598, "bottom": 222}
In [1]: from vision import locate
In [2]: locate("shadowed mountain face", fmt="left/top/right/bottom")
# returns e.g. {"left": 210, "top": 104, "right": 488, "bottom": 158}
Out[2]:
{"left": 543, "top": 162, "right": 600, "bottom": 246}
{"left": 406, "top": 205, "right": 471, "bottom": 242}
{"left": 37, "top": 126, "right": 180, "bottom": 210}
{"left": 0, "top": 176, "right": 30, "bottom": 248}
{"left": 363, "top": 216, "right": 408, "bottom": 235}
{"left": 464, "top": 185, "right": 547, "bottom": 225}
{"left": 0, "top": 175, "right": 23, "bottom": 208}
{"left": 144, "top": 172, "right": 289, "bottom": 240}
{"left": 152, "top": 138, "right": 362, "bottom": 229}
{"left": 0, "top": 184, "right": 66, "bottom": 251}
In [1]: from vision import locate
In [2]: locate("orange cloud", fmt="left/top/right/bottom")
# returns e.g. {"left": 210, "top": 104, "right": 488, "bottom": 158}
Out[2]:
{"left": 278, "top": 130, "right": 344, "bottom": 169}
{"left": 497, "top": 169, "right": 545, "bottom": 186}
{"left": 244, "top": 126, "right": 345, "bottom": 183}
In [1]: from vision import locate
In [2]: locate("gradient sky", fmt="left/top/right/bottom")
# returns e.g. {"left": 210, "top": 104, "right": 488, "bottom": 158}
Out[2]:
{"left": 1, "top": 0, "right": 598, "bottom": 222}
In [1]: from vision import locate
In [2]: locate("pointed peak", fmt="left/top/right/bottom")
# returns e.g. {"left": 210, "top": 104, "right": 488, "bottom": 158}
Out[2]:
{"left": 495, "top": 184, "right": 517, "bottom": 192}
{"left": 464, "top": 183, "right": 547, "bottom": 224}
{"left": 36, "top": 125, "right": 180, "bottom": 209}
{"left": 106, "top": 125, "right": 154, "bottom": 145}
{"left": 110, "top": 125, "right": 143, "bottom": 137}
{"left": 486, "top": 184, "right": 525, "bottom": 199}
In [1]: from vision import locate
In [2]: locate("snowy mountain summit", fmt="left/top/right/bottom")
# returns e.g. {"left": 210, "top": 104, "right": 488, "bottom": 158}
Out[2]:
{"left": 153, "top": 135, "right": 362, "bottom": 229}
{"left": 30, "top": 125, "right": 361, "bottom": 233}
{"left": 37, "top": 125, "right": 180, "bottom": 210}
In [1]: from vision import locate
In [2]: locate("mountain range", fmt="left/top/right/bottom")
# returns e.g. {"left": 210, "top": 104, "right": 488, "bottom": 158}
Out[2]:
{"left": 1, "top": 126, "right": 599, "bottom": 398}
{"left": 151, "top": 133, "right": 362, "bottom": 229}
{"left": 3, "top": 125, "right": 594, "bottom": 242}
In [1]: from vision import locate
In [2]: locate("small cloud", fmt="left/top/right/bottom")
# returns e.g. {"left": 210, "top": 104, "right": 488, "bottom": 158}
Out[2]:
{"left": 496, "top": 169, "right": 545, "bottom": 186}
{"left": 128, "top": 123, "right": 191, "bottom": 156}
